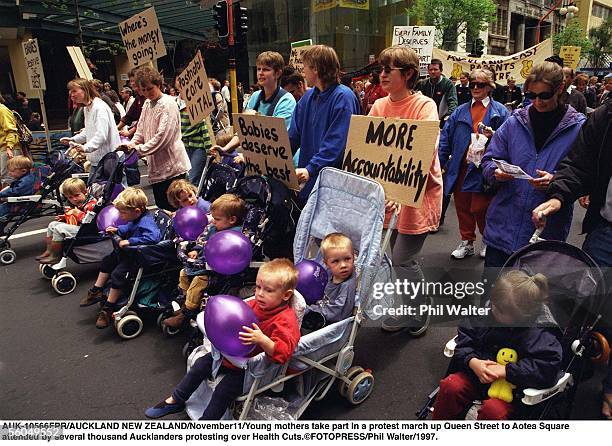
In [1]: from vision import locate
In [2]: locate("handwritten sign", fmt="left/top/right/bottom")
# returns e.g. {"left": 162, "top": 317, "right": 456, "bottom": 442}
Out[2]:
{"left": 66, "top": 46, "right": 93, "bottom": 80}
{"left": 392, "top": 26, "right": 436, "bottom": 74}
{"left": 560, "top": 46, "right": 581, "bottom": 71}
{"left": 177, "top": 52, "right": 214, "bottom": 126}
{"left": 118, "top": 7, "right": 167, "bottom": 68}
{"left": 289, "top": 45, "right": 313, "bottom": 78}
{"left": 22, "top": 39, "right": 46, "bottom": 90}
{"left": 434, "top": 39, "right": 553, "bottom": 85}
{"left": 343, "top": 116, "right": 439, "bottom": 208}
{"left": 233, "top": 114, "right": 299, "bottom": 190}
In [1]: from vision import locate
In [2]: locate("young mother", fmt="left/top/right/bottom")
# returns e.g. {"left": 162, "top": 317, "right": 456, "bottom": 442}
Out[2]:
{"left": 367, "top": 46, "right": 443, "bottom": 332}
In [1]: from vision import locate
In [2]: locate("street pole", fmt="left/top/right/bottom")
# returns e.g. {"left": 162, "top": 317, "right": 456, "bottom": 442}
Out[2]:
{"left": 73, "top": 0, "right": 84, "bottom": 48}
{"left": 227, "top": 0, "right": 239, "bottom": 120}
{"left": 536, "top": 0, "right": 564, "bottom": 44}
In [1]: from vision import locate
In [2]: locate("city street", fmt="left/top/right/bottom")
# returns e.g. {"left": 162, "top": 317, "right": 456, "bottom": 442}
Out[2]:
{"left": 0, "top": 173, "right": 605, "bottom": 420}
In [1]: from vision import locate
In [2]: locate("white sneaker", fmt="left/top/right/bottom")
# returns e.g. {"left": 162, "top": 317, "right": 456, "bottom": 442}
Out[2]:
{"left": 451, "top": 241, "right": 475, "bottom": 259}
{"left": 479, "top": 245, "right": 487, "bottom": 259}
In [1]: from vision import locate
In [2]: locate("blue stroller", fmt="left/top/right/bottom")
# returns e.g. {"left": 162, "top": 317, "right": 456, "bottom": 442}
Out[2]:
{"left": 184, "top": 167, "right": 394, "bottom": 420}
{"left": 39, "top": 152, "right": 127, "bottom": 295}
{"left": 0, "top": 151, "right": 83, "bottom": 265}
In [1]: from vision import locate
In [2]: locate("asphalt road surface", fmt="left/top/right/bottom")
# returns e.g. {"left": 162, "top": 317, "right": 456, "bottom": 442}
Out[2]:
{"left": 1, "top": 175, "right": 606, "bottom": 420}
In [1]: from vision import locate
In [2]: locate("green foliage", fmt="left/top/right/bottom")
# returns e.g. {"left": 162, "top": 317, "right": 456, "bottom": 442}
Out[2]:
{"left": 587, "top": 17, "right": 612, "bottom": 72}
{"left": 552, "top": 20, "right": 592, "bottom": 55}
{"left": 407, "top": 0, "right": 497, "bottom": 50}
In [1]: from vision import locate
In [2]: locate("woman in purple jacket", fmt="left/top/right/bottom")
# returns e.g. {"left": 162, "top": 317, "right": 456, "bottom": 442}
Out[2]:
{"left": 481, "top": 62, "right": 586, "bottom": 268}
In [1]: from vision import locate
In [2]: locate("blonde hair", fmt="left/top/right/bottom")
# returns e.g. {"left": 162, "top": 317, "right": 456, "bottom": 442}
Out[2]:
{"left": 256, "top": 51, "right": 285, "bottom": 72}
{"left": 7, "top": 155, "right": 32, "bottom": 171}
{"left": 166, "top": 179, "right": 197, "bottom": 208}
{"left": 258, "top": 258, "right": 298, "bottom": 292}
{"left": 210, "top": 193, "right": 246, "bottom": 223}
{"left": 378, "top": 46, "right": 420, "bottom": 90}
{"left": 469, "top": 68, "right": 496, "bottom": 89}
{"left": 113, "top": 187, "right": 148, "bottom": 211}
{"left": 321, "top": 233, "right": 353, "bottom": 258}
{"left": 302, "top": 45, "right": 341, "bottom": 88}
{"left": 61, "top": 178, "right": 87, "bottom": 197}
{"left": 524, "top": 62, "right": 564, "bottom": 96}
{"left": 67, "top": 78, "right": 99, "bottom": 105}
{"left": 491, "top": 270, "right": 549, "bottom": 323}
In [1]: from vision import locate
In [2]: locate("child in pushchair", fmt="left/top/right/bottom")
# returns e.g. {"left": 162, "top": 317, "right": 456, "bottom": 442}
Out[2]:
{"left": 418, "top": 240, "right": 609, "bottom": 420}
{"left": 162, "top": 193, "right": 247, "bottom": 329}
{"left": 0, "top": 154, "right": 81, "bottom": 265}
{"left": 145, "top": 258, "right": 301, "bottom": 420}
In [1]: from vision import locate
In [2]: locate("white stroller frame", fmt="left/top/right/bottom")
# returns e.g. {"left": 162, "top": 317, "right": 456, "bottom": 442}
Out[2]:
{"left": 185, "top": 167, "right": 396, "bottom": 420}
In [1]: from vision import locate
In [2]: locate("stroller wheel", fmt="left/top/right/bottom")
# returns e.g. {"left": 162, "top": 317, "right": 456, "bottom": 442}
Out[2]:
{"left": 590, "top": 332, "right": 610, "bottom": 364}
{"left": 39, "top": 264, "right": 56, "bottom": 280}
{"left": 0, "top": 249, "right": 16, "bottom": 265}
{"left": 51, "top": 272, "right": 77, "bottom": 295}
{"left": 346, "top": 371, "right": 374, "bottom": 405}
{"left": 339, "top": 366, "right": 364, "bottom": 398}
{"left": 116, "top": 314, "right": 143, "bottom": 340}
{"left": 157, "top": 312, "right": 166, "bottom": 328}
{"left": 162, "top": 323, "right": 181, "bottom": 337}
{"left": 407, "top": 296, "right": 433, "bottom": 338}
{"left": 182, "top": 342, "right": 193, "bottom": 359}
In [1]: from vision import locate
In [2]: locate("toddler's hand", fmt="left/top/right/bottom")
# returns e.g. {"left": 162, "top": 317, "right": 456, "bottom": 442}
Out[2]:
{"left": 239, "top": 323, "right": 268, "bottom": 346}
{"left": 188, "top": 250, "right": 198, "bottom": 259}
{"left": 469, "top": 358, "right": 500, "bottom": 384}
{"left": 118, "top": 240, "right": 130, "bottom": 248}
{"left": 105, "top": 226, "right": 118, "bottom": 234}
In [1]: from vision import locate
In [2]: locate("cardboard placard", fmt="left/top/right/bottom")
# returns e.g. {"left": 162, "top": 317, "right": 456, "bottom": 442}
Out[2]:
{"left": 392, "top": 26, "right": 436, "bottom": 75}
{"left": 177, "top": 52, "right": 214, "bottom": 126}
{"left": 66, "top": 46, "right": 93, "bottom": 80}
{"left": 233, "top": 114, "right": 299, "bottom": 190}
{"left": 560, "top": 46, "right": 581, "bottom": 71}
{"left": 22, "top": 39, "right": 46, "bottom": 90}
{"left": 289, "top": 45, "right": 313, "bottom": 78}
{"left": 118, "top": 7, "right": 167, "bottom": 68}
{"left": 433, "top": 39, "right": 553, "bottom": 85}
{"left": 342, "top": 115, "right": 439, "bottom": 208}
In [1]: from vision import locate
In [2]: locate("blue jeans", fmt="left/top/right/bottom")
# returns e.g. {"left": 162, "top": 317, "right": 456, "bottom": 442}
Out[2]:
{"left": 582, "top": 221, "right": 612, "bottom": 394}
{"left": 187, "top": 148, "right": 207, "bottom": 187}
{"left": 0, "top": 202, "right": 10, "bottom": 219}
{"left": 172, "top": 353, "right": 245, "bottom": 420}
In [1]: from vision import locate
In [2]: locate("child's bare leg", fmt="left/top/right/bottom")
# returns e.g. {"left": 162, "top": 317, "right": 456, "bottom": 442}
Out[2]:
{"left": 105, "top": 287, "right": 122, "bottom": 304}
{"left": 94, "top": 272, "right": 110, "bottom": 288}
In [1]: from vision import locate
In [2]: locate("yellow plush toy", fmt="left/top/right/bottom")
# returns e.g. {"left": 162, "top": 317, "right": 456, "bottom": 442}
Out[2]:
{"left": 488, "top": 348, "right": 518, "bottom": 403}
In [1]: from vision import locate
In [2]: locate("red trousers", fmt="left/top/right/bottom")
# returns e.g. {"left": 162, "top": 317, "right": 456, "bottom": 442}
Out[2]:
{"left": 432, "top": 371, "right": 514, "bottom": 420}
{"left": 453, "top": 162, "right": 492, "bottom": 241}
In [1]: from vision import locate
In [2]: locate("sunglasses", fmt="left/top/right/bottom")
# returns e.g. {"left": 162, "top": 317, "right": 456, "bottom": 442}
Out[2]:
{"left": 376, "top": 65, "right": 406, "bottom": 74}
{"left": 469, "top": 82, "right": 489, "bottom": 89}
{"left": 524, "top": 91, "right": 555, "bottom": 100}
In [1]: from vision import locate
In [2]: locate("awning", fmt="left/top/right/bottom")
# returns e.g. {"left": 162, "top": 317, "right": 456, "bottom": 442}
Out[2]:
{"left": 18, "top": 0, "right": 215, "bottom": 42}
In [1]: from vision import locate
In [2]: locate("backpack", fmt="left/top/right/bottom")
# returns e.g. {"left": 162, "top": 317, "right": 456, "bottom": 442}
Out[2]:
{"left": 12, "top": 111, "right": 33, "bottom": 146}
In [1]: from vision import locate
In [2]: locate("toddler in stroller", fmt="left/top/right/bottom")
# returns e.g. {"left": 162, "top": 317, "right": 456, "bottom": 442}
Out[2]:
{"left": 146, "top": 258, "right": 301, "bottom": 420}
{"left": 37, "top": 178, "right": 96, "bottom": 264}
{"left": 79, "top": 187, "right": 162, "bottom": 328}
{"left": 0, "top": 156, "right": 37, "bottom": 234}
{"left": 166, "top": 179, "right": 210, "bottom": 216}
{"left": 163, "top": 193, "right": 247, "bottom": 329}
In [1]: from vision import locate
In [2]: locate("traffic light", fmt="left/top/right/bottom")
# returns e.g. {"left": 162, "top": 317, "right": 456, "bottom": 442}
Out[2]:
{"left": 213, "top": 0, "right": 228, "bottom": 39}
{"left": 472, "top": 38, "right": 485, "bottom": 57}
{"left": 234, "top": 1, "right": 248, "bottom": 43}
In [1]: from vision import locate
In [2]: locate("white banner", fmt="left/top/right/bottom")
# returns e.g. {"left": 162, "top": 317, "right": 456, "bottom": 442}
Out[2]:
{"left": 392, "top": 26, "right": 436, "bottom": 74}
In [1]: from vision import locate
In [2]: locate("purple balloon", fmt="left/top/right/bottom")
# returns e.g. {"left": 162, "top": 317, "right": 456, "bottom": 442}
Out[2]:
{"left": 204, "top": 294, "right": 258, "bottom": 357}
{"left": 205, "top": 230, "right": 253, "bottom": 275}
{"left": 96, "top": 205, "right": 127, "bottom": 232}
{"left": 110, "top": 183, "right": 124, "bottom": 201}
{"left": 173, "top": 206, "right": 208, "bottom": 241}
{"left": 296, "top": 259, "right": 328, "bottom": 304}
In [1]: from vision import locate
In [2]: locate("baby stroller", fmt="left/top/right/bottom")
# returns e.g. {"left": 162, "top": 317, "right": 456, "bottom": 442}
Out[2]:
{"left": 40, "top": 152, "right": 126, "bottom": 295}
{"left": 196, "top": 154, "right": 243, "bottom": 201}
{"left": 416, "top": 240, "right": 610, "bottom": 420}
{"left": 184, "top": 167, "right": 393, "bottom": 420}
{"left": 109, "top": 209, "right": 182, "bottom": 340}
{"left": 0, "top": 150, "right": 83, "bottom": 265}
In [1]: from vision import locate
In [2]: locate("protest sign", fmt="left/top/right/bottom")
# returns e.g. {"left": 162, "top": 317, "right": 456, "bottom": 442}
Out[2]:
{"left": 289, "top": 45, "right": 313, "bottom": 78}
{"left": 392, "top": 26, "right": 435, "bottom": 74}
{"left": 66, "top": 46, "right": 93, "bottom": 80}
{"left": 559, "top": 46, "right": 581, "bottom": 70}
{"left": 118, "top": 7, "right": 167, "bottom": 68}
{"left": 176, "top": 52, "right": 214, "bottom": 126}
{"left": 433, "top": 39, "right": 553, "bottom": 85}
{"left": 22, "top": 39, "right": 45, "bottom": 90}
{"left": 343, "top": 115, "right": 439, "bottom": 208}
{"left": 233, "top": 114, "right": 299, "bottom": 190}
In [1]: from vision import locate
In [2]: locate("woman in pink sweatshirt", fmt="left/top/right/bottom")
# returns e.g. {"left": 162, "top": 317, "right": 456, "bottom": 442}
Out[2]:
{"left": 368, "top": 46, "right": 443, "bottom": 333}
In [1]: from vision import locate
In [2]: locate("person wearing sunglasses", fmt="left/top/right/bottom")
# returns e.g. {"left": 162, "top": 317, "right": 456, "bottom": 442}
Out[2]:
{"left": 480, "top": 61, "right": 587, "bottom": 268}
{"left": 438, "top": 69, "right": 510, "bottom": 261}
{"left": 366, "top": 46, "right": 443, "bottom": 333}
{"left": 415, "top": 59, "right": 458, "bottom": 129}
